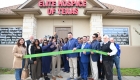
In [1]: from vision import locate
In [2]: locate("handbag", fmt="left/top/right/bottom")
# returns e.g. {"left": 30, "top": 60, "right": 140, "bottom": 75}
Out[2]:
{"left": 21, "top": 68, "right": 29, "bottom": 80}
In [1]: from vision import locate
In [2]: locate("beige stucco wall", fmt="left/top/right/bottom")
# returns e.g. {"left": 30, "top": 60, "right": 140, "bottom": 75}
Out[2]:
{"left": 0, "top": 19, "right": 23, "bottom": 68}
{"left": 0, "top": 19, "right": 23, "bottom": 26}
{"left": 36, "top": 18, "right": 90, "bottom": 38}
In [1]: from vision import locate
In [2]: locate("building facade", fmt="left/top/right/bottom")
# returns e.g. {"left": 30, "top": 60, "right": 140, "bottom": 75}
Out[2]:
{"left": 0, "top": 0, "right": 140, "bottom": 68}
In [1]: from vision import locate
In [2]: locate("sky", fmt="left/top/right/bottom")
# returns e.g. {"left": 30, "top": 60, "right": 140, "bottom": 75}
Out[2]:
{"left": 0, "top": 0, "right": 140, "bottom": 11}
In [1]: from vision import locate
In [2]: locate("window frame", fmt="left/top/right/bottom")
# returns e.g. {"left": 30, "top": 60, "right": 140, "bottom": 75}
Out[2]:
{"left": 0, "top": 26, "right": 22, "bottom": 45}
{"left": 103, "top": 26, "right": 131, "bottom": 46}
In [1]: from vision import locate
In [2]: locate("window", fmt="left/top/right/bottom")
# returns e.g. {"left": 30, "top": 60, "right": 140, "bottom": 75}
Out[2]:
{"left": 0, "top": 27, "right": 22, "bottom": 45}
{"left": 103, "top": 27, "right": 129, "bottom": 45}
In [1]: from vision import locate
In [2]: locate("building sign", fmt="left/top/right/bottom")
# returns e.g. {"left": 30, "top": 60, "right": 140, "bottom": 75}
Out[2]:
{"left": 38, "top": 0, "right": 86, "bottom": 15}
{"left": 0, "top": 28, "right": 22, "bottom": 45}
{"left": 103, "top": 27, "right": 129, "bottom": 45}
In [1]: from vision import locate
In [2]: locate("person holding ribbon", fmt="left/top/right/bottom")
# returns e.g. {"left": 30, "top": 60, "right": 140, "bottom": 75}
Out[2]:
{"left": 89, "top": 33, "right": 100, "bottom": 80}
{"left": 30, "top": 39, "right": 42, "bottom": 80}
{"left": 42, "top": 40, "right": 56, "bottom": 80}
{"left": 78, "top": 36, "right": 91, "bottom": 80}
{"left": 101, "top": 35, "right": 117, "bottom": 80}
{"left": 66, "top": 32, "right": 80, "bottom": 80}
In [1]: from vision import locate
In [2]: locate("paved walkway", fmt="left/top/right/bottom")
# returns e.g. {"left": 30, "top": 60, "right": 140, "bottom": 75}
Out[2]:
{"left": 0, "top": 71, "right": 140, "bottom": 80}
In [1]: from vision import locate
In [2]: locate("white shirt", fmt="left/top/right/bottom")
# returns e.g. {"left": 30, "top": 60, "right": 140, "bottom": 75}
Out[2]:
{"left": 80, "top": 43, "right": 86, "bottom": 56}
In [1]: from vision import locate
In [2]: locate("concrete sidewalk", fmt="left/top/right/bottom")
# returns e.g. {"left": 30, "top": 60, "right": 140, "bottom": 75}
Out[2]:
{"left": 0, "top": 72, "right": 140, "bottom": 80}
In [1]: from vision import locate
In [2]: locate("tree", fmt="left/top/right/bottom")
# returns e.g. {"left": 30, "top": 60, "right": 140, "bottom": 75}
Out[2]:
{"left": 133, "top": 27, "right": 140, "bottom": 35}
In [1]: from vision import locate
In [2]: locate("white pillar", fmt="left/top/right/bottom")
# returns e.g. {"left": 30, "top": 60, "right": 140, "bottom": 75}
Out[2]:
{"left": 90, "top": 14, "right": 103, "bottom": 40}
{"left": 22, "top": 14, "right": 37, "bottom": 40}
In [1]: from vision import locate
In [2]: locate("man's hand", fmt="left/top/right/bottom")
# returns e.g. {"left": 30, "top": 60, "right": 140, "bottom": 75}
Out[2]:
{"left": 67, "top": 57, "right": 69, "bottom": 61}
{"left": 91, "top": 52, "right": 94, "bottom": 54}
{"left": 73, "top": 48, "right": 77, "bottom": 52}
{"left": 34, "top": 61, "right": 37, "bottom": 64}
{"left": 107, "top": 53, "right": 111, "bottom": 56}
{"left": 83, "top": 50, "right": 86, "bottom": 54}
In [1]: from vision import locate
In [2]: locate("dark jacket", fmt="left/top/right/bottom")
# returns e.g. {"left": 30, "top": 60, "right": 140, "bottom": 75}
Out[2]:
{"left": 31, "top": 45, "right": 42, "bottom": 61}
{"left": 41, "top": 42, "right": 56, "bottom": 73}
{"left": 26, "top": 40, "right": 31, "bottom": 54}
{"left": 91, "top": 40, "right": 100, "bottom": 61}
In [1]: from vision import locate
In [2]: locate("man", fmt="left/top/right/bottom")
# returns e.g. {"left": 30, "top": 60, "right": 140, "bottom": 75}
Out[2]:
{"left": 79, "top": 36, "right": 91, "bottom": 80}
{"left": 77, "top": 37, "right": 82, "bottom": 77}
{"left": 87, "top": 36, "right": 91, "bottom": 44}
{"left": 97, "top": 35, "right": 105, "bottom": 80}
{"left": 101, "top": 35, "right": 117, "bottom": 80}
{"left": 39, "top": 38, "right": 43, "bottom": 47}
{"left": 25, "top": 35, "right": 34, "bottom": 54}
{"left": 110, "top": 37, "right": 122, "bottom": 80}
{"left": 25, "top": 35, "right": 34, "bottom": 78}
{"left": 54, "top": 32, "right": 58, "bottom": 39}
{"left": 89, "top": 33, "right": 100, "bottom": 80}
{"left": 66, "top": 32, "right": 80, "bottom": 80}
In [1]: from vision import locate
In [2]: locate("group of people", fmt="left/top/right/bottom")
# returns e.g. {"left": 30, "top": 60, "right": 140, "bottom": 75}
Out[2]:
{"left": 12, "top": 32, "right": 122, "bottom": 80}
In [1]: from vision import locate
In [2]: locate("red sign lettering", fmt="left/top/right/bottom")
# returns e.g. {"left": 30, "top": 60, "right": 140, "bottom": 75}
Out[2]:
{"left": 38, "top": 0, "right": 86, "bottom": 15}
{"left": 47, "top": 8, "right": 55, "bottom": 15}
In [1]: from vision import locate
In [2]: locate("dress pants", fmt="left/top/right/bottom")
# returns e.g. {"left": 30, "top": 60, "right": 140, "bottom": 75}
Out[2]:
{"left": 52, "top": 55, "right": 61, "bottom": 77}
{"left": 90, "top": 57, "right": 98, "bottom": 80}
{"left": 79, "top": 60, "right": 88, "bottom": 80}
{"left": 69, "top": 57, "right": 77, "bottom": 79}
{"left": 62, "top": 54, "right": 69, "bottom": 72}
{"left": 98, "top": 60, "right": 105, "bottom": 79}
{"left": 103, "top": 60, "right": 113, "bottom": 80}
{"left": 31, "top": 58, "right": 41, "bottom": 80}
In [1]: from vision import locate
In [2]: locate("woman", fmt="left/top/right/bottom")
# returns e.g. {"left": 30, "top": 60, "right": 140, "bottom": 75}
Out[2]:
{"left": 30, "top": 39, "right": 42, "bottom": 80}
{"left": 42, "top": 40, "right": 56, "bottom": 80}
{"left": 12, "top": 38, "right": 28, "bottom": 80}
{"left": 51, "top": 38, "right": 63, "bottom": 80}
{"left": 62, "top": 37, "right": 69, "bottom": 73}
{"left": 59, "top": 38, "right": 65, "bottom": 68}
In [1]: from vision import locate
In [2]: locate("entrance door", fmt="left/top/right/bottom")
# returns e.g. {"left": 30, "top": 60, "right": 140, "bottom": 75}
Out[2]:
{"left": 55, "top": 27, "right": 71, "bottom": 39}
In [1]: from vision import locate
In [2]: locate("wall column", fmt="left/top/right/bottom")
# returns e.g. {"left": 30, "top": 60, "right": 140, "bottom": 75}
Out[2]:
{"left": 22, "top": 14, "right": 37, "bottom": 40}
{"left": 90, "top": 14, "right": 103, "bottom": 40}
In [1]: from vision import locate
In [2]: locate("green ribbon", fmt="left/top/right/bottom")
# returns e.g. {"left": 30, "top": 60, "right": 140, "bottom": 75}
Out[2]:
{"left": 23, "top": 49, "right": 107, "bottom": 58}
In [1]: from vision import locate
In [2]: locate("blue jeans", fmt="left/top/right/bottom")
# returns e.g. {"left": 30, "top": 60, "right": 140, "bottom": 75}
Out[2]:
{"left": 113, "top": 56, "right": 122, "bottom": 80}
{"left": 15, "top": 59, "right": 25, "bottom": 80}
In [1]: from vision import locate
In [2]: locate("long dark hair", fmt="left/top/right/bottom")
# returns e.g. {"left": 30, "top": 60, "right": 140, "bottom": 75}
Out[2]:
{"left": 16, "top": 38, "right": 26, "bottom": 48}
{"left": 60, "top": 38, "right": 64, "bottom": 43}
{"left": 33, "top": 39, "right": 40, "bottom": 47}
{"left": 64, "top": 37, "right": 68, "bottom": 43}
